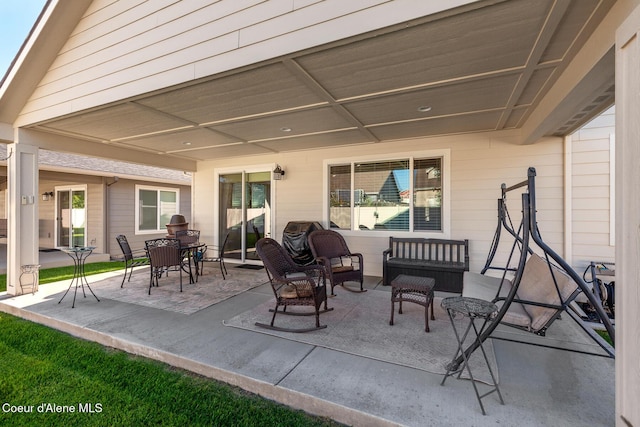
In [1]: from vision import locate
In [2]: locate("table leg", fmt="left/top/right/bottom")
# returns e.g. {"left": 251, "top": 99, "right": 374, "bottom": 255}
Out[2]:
{"left": 441, "top": 310, "right": 503, "bottom": 415}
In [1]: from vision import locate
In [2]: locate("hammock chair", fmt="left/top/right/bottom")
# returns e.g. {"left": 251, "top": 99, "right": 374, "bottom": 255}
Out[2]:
{"left": 453, "top": 167, "right": 615, "bottom": 370}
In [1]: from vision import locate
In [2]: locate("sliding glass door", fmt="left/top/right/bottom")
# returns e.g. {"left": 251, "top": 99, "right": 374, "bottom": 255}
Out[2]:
{"left": 219, "top": 170, "right": 271, "bottom": 262}
{"left": 56, "top": 186, "right": 87, "bottom": 248}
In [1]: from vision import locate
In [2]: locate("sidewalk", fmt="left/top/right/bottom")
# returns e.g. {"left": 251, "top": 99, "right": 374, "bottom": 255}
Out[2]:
{"left": 0, "top": 269, "right": 615, "bottom": 427}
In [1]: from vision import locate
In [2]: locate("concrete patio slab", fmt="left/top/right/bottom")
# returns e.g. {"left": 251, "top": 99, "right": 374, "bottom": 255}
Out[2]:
{"left": 0, "top": 270, "right": 615, "bottom": 426}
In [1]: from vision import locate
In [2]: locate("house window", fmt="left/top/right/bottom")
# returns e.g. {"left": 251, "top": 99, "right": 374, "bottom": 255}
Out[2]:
{"left": 135, "top": 186, "right": 180, "bottom": 233}
{"left": 328, "top": 155, "right": 444, "bottom": 232}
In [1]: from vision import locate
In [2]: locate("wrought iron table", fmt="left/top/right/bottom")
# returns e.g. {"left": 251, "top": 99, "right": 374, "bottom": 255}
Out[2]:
{"left": 58, "top": 246, "right": 100, "bottom": 308}
{"left": 440, "top": 296, "right": 504, "bottom": 415}
{"left": 181, "top": 242, "right": 206, "bottom": 283}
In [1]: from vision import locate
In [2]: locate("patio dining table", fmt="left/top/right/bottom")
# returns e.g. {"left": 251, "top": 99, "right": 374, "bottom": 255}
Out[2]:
{"left": 180, "top": 242, "right": 206, "bottom": 283}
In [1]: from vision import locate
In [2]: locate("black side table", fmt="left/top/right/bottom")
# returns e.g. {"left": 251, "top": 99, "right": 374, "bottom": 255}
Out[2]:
{"left": 58, "top": 246, "right": 101, "bottom": 308}
{"left": 440, "top": 296, "right": 504, "bottom": 415}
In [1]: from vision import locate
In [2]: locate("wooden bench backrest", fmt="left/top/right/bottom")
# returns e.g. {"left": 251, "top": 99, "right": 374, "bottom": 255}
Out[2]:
{"left": 389, "top": 237, "right": 469, "bottom": 267}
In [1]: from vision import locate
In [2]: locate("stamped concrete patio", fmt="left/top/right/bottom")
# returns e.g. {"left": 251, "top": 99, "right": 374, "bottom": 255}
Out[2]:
{"left": 0, "top": 266, "right": 615, "bottom": 427}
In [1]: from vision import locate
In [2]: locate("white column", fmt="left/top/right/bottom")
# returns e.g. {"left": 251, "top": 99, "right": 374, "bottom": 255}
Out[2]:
{"left": 6, "top": 138, "right": 39, "bottom": 295}
{"left": 615, "top": 4, "right": 640, "bottom": 426}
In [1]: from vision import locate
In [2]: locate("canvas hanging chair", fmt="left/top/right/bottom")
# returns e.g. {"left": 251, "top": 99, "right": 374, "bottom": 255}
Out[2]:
{"left": 453, "top": 168, "right": 615, "bottom": 370}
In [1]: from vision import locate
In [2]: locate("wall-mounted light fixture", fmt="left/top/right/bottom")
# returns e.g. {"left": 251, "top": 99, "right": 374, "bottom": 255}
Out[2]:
{"left": 273, "top": 165, "right": 285, "bottom": 180}
{"left": 41, "top": 192, "right": 54, "bottom": 201}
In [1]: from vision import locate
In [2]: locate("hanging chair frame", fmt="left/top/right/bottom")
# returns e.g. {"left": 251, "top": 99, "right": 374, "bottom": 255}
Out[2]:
{"left": 452, "top": 167, "right": 615, "bottom": 370}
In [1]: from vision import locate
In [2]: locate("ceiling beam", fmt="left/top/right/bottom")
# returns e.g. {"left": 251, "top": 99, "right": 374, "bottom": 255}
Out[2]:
{"left": 497, "top": 0, "right": 571, "bottom": 130}
{"left": 282, "top": 58, "right": 380, "bottom": 142}
{"left": 16, "top": 128, "right": 197, "bottom": 172}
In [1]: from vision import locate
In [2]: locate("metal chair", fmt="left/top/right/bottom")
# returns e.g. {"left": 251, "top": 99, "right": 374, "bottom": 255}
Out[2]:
{"left": 175, "top": 229, "right": 200, "bottom": 245}
{"left": 200, "top": 233, "right": 229, "bottom": 279}
{"left": 116, "top": 234, "right": 149, "bottom": 287}
{"left": 308, "top": 229, "right": 365, "bottom": 295}
{"left": 255, "top": 238, "right": 333, "bottom": 332}
{"left": 145, "top": 238, "right": 184, "bottom": 294}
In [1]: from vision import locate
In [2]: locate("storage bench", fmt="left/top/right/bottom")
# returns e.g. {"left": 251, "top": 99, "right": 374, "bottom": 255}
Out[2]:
{"left": 382, "top": 237, "right": 469, "bottom": 293}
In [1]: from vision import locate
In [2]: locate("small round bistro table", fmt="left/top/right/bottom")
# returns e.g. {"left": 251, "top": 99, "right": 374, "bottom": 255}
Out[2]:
{"left": 440, "top": 296, "right": 504, "bottom": 415}
{"left": 58, "top": 246, "right": 100, "bottom": 308}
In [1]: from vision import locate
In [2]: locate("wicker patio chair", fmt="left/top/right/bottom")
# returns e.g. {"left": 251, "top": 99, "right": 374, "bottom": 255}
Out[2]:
{"left": 145, "top": 238, "right": 184, "bottom": 294}
{"left": 308, "top": 229, "right": 365, "bottom": 295}
{"left": 116, "top": 234, "right": 149, "bottom": 288}
{"left": 255, "top": 238, "right": 333, "bottom": 332}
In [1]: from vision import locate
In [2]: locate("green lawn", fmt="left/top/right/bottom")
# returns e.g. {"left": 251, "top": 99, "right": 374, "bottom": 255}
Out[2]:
{"left": 0, "top": 262, "right": 126, "bottom": 293}
{"left": 0, "top": 311, "right": 340, "bottom": 426}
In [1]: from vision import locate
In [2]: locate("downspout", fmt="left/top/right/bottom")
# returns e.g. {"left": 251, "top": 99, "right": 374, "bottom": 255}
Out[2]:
{"left": 105, "top": 176, "right": 119, "bottom": 258}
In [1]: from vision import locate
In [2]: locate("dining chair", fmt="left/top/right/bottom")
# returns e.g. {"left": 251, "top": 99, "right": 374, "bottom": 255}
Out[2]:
{"left": 116, "top": 234, "right": 149, "bottom": 287}
{"left": 145, "top": 238, "right": 183, "bottom": 294}
{"left": 200, "top": 233, "right": 229, "bottom": 279}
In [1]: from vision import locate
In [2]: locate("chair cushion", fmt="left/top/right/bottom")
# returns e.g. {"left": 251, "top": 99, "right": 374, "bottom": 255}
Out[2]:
{"left": 280, "top": 284, "right": 313, "bottom": 298}
{"left": 463, "top": 272, "right": 531, "bottom": 329}
{"left": 333, "top": 265, "right": 354, "bottom": 273}
{"left": 518, "top": 254, "right": 578, "bottom": 331}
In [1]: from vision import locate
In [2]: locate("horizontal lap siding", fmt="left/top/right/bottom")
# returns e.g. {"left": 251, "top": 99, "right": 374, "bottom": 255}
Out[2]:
{"left": 22, "top": 0, "right": 469, "bottom": 124}
{"left": 570, "top": 106, "right": 615, "bottom": 271}
{"left": 108, "top": 181, "right": 191, "bottom": 256}
{"left": 195, "top": 131, "right": 567, "bottom": 276}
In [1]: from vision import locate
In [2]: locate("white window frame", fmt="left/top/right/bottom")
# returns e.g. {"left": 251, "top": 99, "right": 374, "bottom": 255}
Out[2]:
{"left": 323, "top": 149, "right": 451, "bottom": 237}
{"left": 135, "top": 185, "right": 181, "bottom": 235}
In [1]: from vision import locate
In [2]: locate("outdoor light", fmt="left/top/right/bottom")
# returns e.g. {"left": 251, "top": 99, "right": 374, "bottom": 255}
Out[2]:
{"left": 41, "top": 192, "right": 54, "bottom": 201}
{"left": 273, "top": 165, "right": 285, "bottom": 180}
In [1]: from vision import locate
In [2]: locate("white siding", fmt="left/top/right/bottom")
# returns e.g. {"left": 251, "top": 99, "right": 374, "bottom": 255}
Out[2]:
{"left": 195, "top": 130, "right": 567, "bottom": 277}
{"left": 18, "top": 0, "right": 476, "bottom": 125}
{"left": 570, "top": 105, "right": 615, "bottom": 273}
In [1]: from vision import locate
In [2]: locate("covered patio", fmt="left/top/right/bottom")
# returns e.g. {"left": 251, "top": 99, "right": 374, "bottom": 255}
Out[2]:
{"left": 0, "top": 269, "right": 615, "bottom": 426}
{"left": 1, "top": 0, "right": 637, "bottom": 425}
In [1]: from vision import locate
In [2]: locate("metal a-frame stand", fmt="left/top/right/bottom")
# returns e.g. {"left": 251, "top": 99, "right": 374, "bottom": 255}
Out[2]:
{"left": 451, "top": 167, "right": 615, "bottom": 371}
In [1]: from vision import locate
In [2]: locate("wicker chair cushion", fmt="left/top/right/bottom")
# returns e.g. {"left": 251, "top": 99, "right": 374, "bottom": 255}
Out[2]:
{"left": 280, "top": 284, "right": 313, "bottom": 298}
{"left": 332, "top": 265, "right": 354, "bottom": 273}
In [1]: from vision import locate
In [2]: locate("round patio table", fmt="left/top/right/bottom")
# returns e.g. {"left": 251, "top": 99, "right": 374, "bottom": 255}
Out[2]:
{"left": 58, "top": 246, "right": 100, "bottom": 308}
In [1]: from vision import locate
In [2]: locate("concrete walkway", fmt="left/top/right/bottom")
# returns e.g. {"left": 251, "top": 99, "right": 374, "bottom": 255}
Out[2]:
{"left": 0, "top": 269, "right": 615, "bottom": 427}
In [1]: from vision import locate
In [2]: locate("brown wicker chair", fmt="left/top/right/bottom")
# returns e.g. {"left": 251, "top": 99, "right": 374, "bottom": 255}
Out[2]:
{"left": 308, "top": 229, "right": 365, "bottom": 295}
{"left": 145, "top": 238, "right": 184, "bottom": 294}
{"left": 255, "top": 238, "right": 333, "bottom": 332}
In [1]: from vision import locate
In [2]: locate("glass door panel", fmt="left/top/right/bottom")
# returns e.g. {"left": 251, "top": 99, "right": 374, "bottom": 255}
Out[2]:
{"left": 56, "top": 187, "right": 86, "bottom": 247}
{"left": 219, "top": 170, "right": 272, "bottom": 262}
{"left": 245, "top": 172, "right": 271, "bottom": 260}
{"left": 219, "top": 173, "right": 243, "bottom": 260}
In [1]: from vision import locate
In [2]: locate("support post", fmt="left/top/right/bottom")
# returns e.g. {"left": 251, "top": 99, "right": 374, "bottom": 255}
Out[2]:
{"left": 6, "top": 140, "right": 39, "bottom": 296}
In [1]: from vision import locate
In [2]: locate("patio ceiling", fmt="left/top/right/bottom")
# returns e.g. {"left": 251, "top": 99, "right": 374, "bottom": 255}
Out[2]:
{"left": 28, "top": 0, "right": 615, "bottom": 163}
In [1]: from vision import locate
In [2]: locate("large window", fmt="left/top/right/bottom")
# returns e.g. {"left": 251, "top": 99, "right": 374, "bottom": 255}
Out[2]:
{"left": 328, "top": 155, "right": 445, "bottom": 233}
{"left": 135, "top": 186, "right": 180, "bottom": 233}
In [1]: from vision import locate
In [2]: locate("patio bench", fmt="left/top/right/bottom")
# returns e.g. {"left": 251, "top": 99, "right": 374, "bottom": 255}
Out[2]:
{"left": 382, "top": 237, "right": 469, "bottom": 293}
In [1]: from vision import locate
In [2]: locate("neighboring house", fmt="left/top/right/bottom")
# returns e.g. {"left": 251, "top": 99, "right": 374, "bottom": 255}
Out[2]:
{"left": 0, "top": 145, "right": 192, "bottom": 258}
{"left": 0, "top": 1, "right": 638, "bottom": 423}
